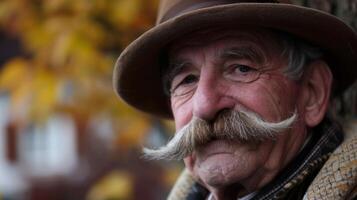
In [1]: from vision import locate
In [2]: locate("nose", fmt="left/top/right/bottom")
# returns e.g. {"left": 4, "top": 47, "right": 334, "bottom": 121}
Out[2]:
{"left": 192, "top": 73, "right": 235, "bottom": 121}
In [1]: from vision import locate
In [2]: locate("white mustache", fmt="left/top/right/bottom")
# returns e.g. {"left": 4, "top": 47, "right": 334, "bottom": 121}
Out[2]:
{"left": 143, "top": 109, "right": 297, "bottom": 160}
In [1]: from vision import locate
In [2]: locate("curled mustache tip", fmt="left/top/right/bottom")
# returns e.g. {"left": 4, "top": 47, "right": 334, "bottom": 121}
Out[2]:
{"left": 142, "top": 147, "right": 189, "bottom": 161}
{"left": 141, "top": 147, "right": 161, "bottom": 160}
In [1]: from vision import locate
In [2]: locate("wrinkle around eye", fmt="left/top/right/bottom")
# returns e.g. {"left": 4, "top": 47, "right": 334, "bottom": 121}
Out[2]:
{"left": 223, "top": 64, "right": 260, "bottom": 83}
{"left": 171, "top": 74, "right": 199, "bottom": 97}
{"left": 170, "top": 84, "right": 196, "bottom": 107}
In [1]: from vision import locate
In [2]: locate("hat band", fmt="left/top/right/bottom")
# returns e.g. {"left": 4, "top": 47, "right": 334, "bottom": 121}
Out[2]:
{"left": 158, "top": 0, "right": 279, "bottom": 24}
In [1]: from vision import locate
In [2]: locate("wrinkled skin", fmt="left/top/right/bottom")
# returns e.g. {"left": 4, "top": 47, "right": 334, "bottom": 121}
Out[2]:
{"left": 168, "top": 28, "right": 332, "bottom": 200}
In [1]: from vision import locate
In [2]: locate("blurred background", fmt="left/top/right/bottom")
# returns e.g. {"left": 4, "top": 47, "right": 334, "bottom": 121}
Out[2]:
{"left": 0, "top": 0, "right": 355, "bottom": 200}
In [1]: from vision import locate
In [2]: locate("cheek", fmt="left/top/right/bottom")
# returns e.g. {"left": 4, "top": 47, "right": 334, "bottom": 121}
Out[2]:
{"left": 171, "top": 98, "right": 194, "bottom": 129}
{"left": 233, "top": 77, "right": 300, "bottom": 121}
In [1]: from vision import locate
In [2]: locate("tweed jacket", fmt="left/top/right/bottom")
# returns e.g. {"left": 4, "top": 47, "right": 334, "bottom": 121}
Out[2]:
{"left": 167, "top": 118, "right": 357, "bottom": 200}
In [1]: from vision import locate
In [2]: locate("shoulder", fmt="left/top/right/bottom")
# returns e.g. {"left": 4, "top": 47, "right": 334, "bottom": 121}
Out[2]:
{"left": 304, "top": 119, "right": 357, "bottom": 200}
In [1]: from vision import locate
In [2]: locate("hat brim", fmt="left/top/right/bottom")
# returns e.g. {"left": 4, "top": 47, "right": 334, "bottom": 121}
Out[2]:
{"left": 113, "top": 3, "right": 357, "bottom": 119}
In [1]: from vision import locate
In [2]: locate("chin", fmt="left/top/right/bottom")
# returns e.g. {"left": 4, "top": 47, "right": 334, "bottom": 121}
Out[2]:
{"left": 199, "top": 171, "right": 237, "bottom": 187}
{"left": 185, "top": 139, "right": 275, "bottom": 190}
{"left": 193, "top": 153, "right": 257, "bottom": 188}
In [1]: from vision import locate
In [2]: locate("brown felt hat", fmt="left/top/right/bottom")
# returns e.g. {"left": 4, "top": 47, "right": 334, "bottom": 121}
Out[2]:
{"left": 113, "top": 0, "right": 357, "bottom": 119}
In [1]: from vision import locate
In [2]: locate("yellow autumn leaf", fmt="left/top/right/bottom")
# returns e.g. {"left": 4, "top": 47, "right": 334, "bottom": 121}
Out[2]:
{"left": 109, "top": 0, "right": 141, "bottom": 28}
{"left": 0, "top": 58, "right": 30, "bottom": 90}
{"left": 23, "top": 23, "right": 53, "bottom": 53}
{"left": 77, "top": 19, "right": 107, "bottom": 45}
{"left": 51, "top": 31, "right": 72, "bottom": 67}
{"left": 87, "top": 170, "right": 133, "bottom": 200}
{"left": 30, "top": 69, "right": 59, "bottom": 121}
{"left": 68, "top": 33, "right": 98, "bottom": 67}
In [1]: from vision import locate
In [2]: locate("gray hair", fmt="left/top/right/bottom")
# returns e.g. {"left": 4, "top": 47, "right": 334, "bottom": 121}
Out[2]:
{"left": 277, "top": 31, "right": 323, "bottom": 80}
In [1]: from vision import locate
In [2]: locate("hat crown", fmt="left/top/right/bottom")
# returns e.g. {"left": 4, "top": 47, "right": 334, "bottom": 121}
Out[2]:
{"left": 156, "top": 0, "right": 283, "bottom": 24}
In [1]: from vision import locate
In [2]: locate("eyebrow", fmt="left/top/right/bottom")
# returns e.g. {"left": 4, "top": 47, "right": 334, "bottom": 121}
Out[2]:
{"left": 166, "top": 60, "right": 190, "bottom": 79}
{"left": 220, "top": 46, "right": 265, "bottom": 64}
{"left": 162, "top": 59, "right": 190, "bottom": 93}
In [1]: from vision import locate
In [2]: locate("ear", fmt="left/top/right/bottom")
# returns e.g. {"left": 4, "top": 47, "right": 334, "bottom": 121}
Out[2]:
{"left": 300, "top": 60, "right": 332, "bottom": 127}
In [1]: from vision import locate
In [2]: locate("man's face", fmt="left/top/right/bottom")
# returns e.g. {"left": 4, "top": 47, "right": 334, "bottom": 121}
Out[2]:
{"left": 168, "top": 29, "right": 309, "bottom": 193}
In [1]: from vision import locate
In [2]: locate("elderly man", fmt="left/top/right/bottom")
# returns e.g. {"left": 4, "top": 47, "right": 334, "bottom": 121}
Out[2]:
{"left": 113, "top": 0, "right": 357, "bottom": 199}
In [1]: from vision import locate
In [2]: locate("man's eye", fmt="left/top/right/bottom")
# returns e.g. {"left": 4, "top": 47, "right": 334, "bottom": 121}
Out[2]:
{"left": 225, "top": 64, "right": 260, "bottom": 83}
{"left": 180, "top": 74, "right": 198, "bottom": 85}
{"left": 233, "top": 64, "right": 255, "bottom": 73}
{"left": 170, "top": 74, "right": 198, "bottom": 96}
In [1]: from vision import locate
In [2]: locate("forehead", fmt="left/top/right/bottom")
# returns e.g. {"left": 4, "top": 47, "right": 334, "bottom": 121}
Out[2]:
{"left": 168, "top": 28, "right": 283, "bottom": 59}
